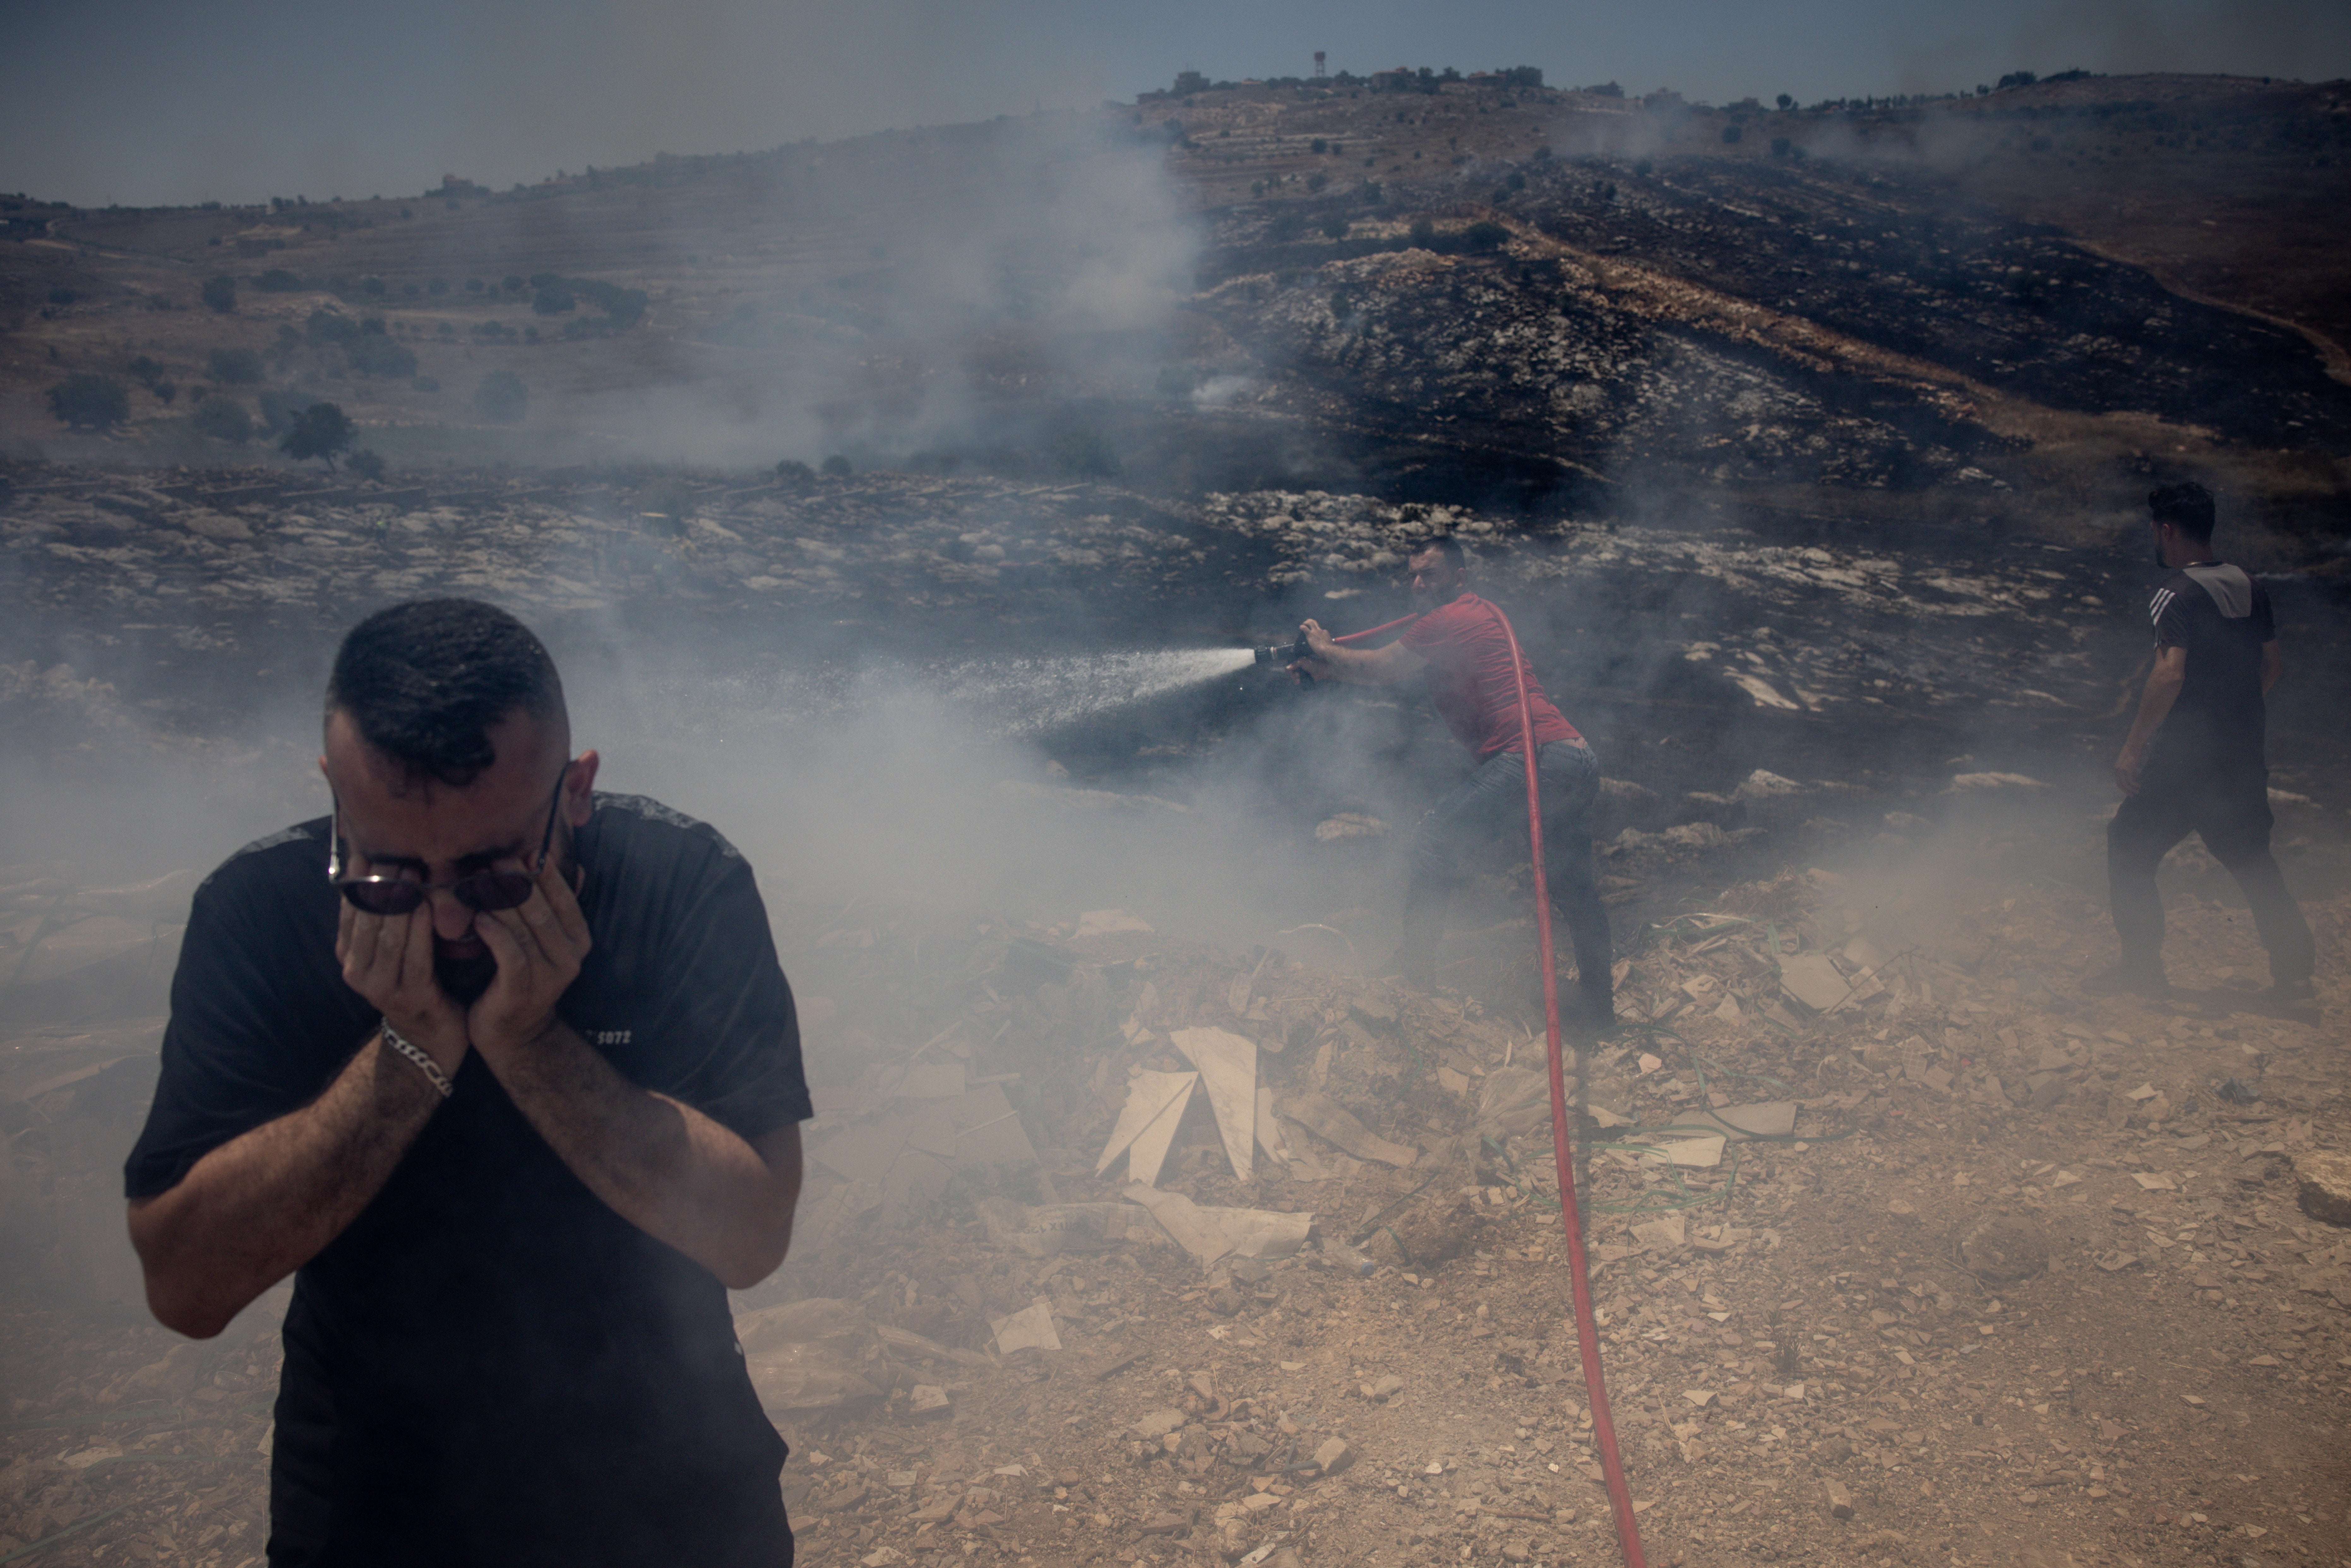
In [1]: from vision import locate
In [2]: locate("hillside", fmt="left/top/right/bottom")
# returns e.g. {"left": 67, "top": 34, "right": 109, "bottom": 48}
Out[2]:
{"left": 2, "top": 70, "right": 2347, "bottom": 556}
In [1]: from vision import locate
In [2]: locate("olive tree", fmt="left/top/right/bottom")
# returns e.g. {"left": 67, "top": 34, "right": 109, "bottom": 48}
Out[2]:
{"left": 46, "top": 373, "right": 130, "bottom": 430}
{"left": 280, "top": 402, "right": 355, "bottom": 466}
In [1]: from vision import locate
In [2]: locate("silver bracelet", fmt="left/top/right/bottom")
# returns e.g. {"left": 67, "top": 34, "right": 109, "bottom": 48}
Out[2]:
{"left": 381, "top": 1022, "right": 455, "bottom": 1100}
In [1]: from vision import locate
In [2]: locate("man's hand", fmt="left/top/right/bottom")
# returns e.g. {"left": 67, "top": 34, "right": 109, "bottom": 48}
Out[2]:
{"left": 1292, "top": 620, "right": 1427, "bottom": 687}
{"left": 2113, "top": 744, "right": 2146, "bottom": 797}
{"left": 1292, "top": 618, "right": 1335, "bottom": 683}
{"left": 335, "top": 871, "right": 467, "bottom": 1074}
{"left": 469, "top": 853, "right": 593, "bottom": 1056}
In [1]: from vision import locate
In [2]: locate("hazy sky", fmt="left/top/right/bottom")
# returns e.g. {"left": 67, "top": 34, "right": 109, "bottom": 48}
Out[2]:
{"left": 6, "top": 0, "right": 2346, "bottom": 207}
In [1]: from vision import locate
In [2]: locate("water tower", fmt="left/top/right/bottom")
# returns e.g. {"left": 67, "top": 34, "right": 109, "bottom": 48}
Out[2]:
{"left": 1314, "top": 51, "right": 1327, "bottom": 78}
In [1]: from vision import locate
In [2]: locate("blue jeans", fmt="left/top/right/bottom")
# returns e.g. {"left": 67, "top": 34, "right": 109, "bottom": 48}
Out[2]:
{"left": 1400, "top": 741, "right": 1612, "bottom": 1012}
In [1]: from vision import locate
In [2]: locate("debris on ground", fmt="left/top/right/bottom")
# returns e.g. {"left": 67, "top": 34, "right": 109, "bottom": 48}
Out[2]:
{"left": 5, "top": 822, "right": 2348, "bottom": 1568}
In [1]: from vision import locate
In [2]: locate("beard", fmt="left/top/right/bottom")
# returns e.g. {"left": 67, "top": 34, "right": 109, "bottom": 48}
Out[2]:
{"left": 434, "top": 949, "right": 499, "bottom": 1005}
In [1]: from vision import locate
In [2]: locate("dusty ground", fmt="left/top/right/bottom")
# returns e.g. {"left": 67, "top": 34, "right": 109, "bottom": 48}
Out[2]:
{"left": 3, "top": 775, "right": 2347, "bottom": 1568}
{"left": 2, "top": 325, "right": 2347, "bottom": 1566}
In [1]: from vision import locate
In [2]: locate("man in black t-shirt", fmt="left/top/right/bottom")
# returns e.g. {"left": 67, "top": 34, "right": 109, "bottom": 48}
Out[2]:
{"left": 2104, "top": 484, "right": 2315, "bottom": 1007}
{"left": 124, "top": 599, "right": 812, "bottom": 1566}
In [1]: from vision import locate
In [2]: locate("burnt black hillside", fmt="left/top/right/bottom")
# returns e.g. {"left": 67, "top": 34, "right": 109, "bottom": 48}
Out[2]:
{"left": 3, "top": 72, "right": 2346, "bottom": 548}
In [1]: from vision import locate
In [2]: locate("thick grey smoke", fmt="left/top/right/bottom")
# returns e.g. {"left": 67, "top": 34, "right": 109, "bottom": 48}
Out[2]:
{"left": 411, "top": 112, "right": 1200, "bottom": 467}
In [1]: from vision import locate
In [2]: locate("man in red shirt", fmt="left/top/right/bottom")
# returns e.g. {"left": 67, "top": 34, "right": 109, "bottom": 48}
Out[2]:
{"left": 1296, "top": 537, "right": 1613, "bottom": 1029}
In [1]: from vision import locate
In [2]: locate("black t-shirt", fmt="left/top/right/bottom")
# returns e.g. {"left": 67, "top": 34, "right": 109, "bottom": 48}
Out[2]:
{"left": 2146, "top": 561, "right": 2274, "bottom": 770}
{"left": 126, "top": 794, "right": 812, "bottom": 1567}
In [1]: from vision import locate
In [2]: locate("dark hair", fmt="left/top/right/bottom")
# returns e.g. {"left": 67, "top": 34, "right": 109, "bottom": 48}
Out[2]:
{"left": 2148, "top": 481, "right": 2215, "bottom": 542}
{"left": 1411, "top": 535, "right": 1468, "bottom": 572}
{"left": 326, "top": 599, "right": 564, "bottom": 786}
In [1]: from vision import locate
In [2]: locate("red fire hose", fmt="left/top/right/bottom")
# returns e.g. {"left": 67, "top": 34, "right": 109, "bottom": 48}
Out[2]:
{"left": 1324, "top": 605, "right": 1648, "bottom": 1568}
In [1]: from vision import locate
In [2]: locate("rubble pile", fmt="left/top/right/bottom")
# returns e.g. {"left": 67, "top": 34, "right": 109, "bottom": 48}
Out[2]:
{"left": 3, "top": 829, "right": 2347, "bottom": 1565}
{"left": 715, "top": 852, "right": 2348, "bottom": 1567}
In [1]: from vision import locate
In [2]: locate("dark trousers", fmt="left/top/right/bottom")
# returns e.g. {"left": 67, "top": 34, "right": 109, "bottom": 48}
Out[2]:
{"left": 1400, "top": 740, "right": 1613, "bottom": 1012}
{"left": 2107, "top": 759, "right": 2313, "bottom": 985}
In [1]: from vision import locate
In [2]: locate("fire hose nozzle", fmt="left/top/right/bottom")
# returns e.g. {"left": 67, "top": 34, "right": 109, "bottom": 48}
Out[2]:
{"left": 1252, "top": 634, "right": 1311, "bottom": 668}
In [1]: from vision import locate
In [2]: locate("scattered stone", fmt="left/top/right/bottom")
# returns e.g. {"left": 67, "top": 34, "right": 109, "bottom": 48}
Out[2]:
{"left": 908, "top": 1384, "right": 951, "bottom": 1415}
{"left": 1363, "top": 1373, "right": 1406, "bottom": 1402}
{"left": 1313, "top": 1437, "right": 1353, "bottom": 1474}
{"left": 1630, "top": 1214, "right": 1687, "bottom": 1250}
{"left": 1825, "top": 1478, "right": 1856, "bottom": 1519}
{"left": 1656, "top": 1135, "right": 1727, "bottom": 1168}
{"left": 1956, "top": 1213, "right": 2049, "bottom": 1283}
{"left": 2292, "top": 1150, "right": 2351, "bottom": 1228}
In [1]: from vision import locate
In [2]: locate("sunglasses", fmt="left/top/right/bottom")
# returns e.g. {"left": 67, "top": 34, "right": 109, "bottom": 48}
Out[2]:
{"left": 330, "top": 764, "right": 570, "bottom": 917}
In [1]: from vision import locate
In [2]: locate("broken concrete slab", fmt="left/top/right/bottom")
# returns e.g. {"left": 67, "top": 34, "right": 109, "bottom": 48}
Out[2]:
{"left": 1650, "top": 1135, "right": 1727, "bottom": 1169}
{"left": 1096, "top": 1070, "right": 1197, "bottom": 1185}
{"left": 1778, "top": 953, "right": 1853, "bottom": 1013}
{"left": 1172, "top": 1026, "right": 1258, "bottom": 1181}
{"left": 1285, "top": 1092, "right": 1418, "bottom": 1168}
{"left": 1121, "top": 1182, "right": 1314, "bottom": 1270}
{"left": 991, "top": 1299, "right": 1063, "bottom": 1354}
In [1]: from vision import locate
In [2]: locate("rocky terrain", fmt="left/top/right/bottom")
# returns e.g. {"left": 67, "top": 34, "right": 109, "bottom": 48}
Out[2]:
{"left": 3, "top": 457, "right": 2349, "bottom": 1568}
{"left": 4, "top": 815, "right": 2349, "bottom": 1568}
{"left": 3, "top": 73, "right": 2347, "bottom": 546}
{"left": 2, "top": 60, "right": 2348, "bottom": 1568}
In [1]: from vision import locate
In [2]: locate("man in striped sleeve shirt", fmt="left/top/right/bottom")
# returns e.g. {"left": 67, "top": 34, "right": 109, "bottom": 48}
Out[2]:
{"left": 2103, "top": 483, "right": 2314, "bottom": 1008}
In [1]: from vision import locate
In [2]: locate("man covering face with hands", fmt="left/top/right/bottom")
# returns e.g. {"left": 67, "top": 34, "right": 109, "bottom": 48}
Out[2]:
{"left": 124, "top": 599, "right": 811, "bottom": 1567}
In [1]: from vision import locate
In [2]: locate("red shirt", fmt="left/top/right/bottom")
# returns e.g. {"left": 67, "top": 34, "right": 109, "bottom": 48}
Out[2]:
{"left": 1397, "top": 593, "right": 1582, "bottom": 760}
